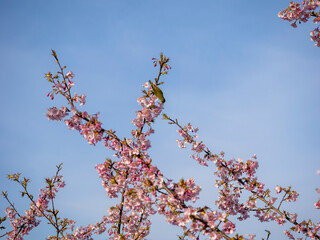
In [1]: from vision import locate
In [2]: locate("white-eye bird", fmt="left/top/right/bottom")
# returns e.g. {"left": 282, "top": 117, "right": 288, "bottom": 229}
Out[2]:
{"left": 149, "top": 80, "right": 165, "bottom": 103}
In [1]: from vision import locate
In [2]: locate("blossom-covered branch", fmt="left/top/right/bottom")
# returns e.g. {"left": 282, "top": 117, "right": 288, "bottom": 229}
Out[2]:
{"left": 43, "top": 51, "right": 247, "bottom": 239}
{"left": 279, "top": 0, "right": 320, "bottom": 47}
{"left": 1, "top": 164, "right": 73, "bottom": 240}
{"left": 164, "top": 115, "right": 320, "bottom": 239}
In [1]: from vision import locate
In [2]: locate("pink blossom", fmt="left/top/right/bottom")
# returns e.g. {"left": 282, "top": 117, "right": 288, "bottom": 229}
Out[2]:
{"left": 288, "top": 190, "right": 299, "bottom": 202}
{"left": 66, "top": 71, "right": 75, "bottom": 79}
{"left": 279, "top": 1, "right": 320, "bottom": 47}
{"left": 176, "top": 140, "right": 186, "bottom": 148}
{"left": 275, "top": 185, "right": 282, "bottom": 194}
{"left": 222, "top": 221, "right": 235, "bottom": 234}
{"left": 46, "top": 107, "right": 68, "bottom": 121}
{"left": 143, "top": 82, "right": 149, "bottom": 88}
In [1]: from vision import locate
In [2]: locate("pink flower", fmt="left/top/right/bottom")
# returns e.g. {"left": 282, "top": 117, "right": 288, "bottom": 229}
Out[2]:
{"left": 143, "top": 82, "right": 149, "bottom": 88}
{"left": 66, "top": 71, "right": 74, "bottom": 79}
{"left": 290, "top": 213, "right": 298, "bottom": 222}
{"left": 176, "top": 140, "right": 186, "bottom": 148}
{"left": 291, "top": 21, "right": 298, "bottom": 27}
{"left": 46, "top": 107, "right": 68, "bottom": 121}
{"left": 222, "top": 221, "right": 235, "bottom": 234}
{"left": 275, "top": 185, "right": 282, "bottom": 194}
{"left": 79, "top": 94, "right": 86, "bottom": 106}
{"left": 289, "top": 190, "right": 299, "bottom": 202}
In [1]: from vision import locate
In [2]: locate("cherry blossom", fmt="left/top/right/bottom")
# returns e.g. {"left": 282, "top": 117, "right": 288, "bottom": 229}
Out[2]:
{"left": 279, "top": 0, "right": 320, "bottom": 46}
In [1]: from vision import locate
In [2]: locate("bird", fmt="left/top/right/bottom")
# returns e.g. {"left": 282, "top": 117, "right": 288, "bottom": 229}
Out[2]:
{"left": 149, "top": 80, "right": 165, "bottom": 103}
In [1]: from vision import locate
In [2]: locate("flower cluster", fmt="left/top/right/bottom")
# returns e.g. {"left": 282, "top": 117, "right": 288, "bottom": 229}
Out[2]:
{"left": 279, "top": 0, "right": 320, "bottom": 46}
{"left": 166, "top": 115, "right": 320, "bottom": 239}
{"left": 46, "top": 107, "right": 69, "bottom": 121}
{"left": 45, "top": 57, "right": 102, "bottom": 146}
{"left": 2, "top": 169, "right": 66, "bottom": 240}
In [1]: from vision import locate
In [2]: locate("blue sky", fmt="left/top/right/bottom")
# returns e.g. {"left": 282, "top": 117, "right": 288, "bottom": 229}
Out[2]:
{"left": 0, "top": 0, "right": 319, "bottom": 239}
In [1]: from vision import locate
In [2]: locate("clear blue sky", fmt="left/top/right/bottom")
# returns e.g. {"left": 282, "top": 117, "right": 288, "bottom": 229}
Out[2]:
{"left": 0, "top": 1, "right": 319, "bottom": 239}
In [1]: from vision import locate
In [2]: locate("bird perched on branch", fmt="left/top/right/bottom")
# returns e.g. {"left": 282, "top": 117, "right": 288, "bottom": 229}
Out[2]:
{"left": 149, "top": 80, "right": 165, "bottom": 103}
